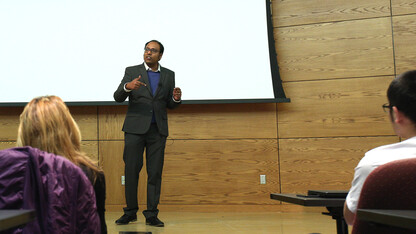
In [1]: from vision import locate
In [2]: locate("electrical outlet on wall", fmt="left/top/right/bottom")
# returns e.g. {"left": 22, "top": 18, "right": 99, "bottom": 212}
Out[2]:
{"left": 121, "top": 175, "right": 125, "bottom": 185}
{"left": 260, "top": 175, "right": 266, "bottom": 184}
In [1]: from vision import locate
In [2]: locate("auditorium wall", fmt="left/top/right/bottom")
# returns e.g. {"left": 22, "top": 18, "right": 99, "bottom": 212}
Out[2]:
{"left": 1, "top": 0, "right": 415, "bottom": 211}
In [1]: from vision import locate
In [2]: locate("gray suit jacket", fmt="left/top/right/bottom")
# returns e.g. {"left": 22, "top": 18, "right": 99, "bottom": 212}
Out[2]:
{"left": 113, "top": 63, "right": 181, "bottom": 136}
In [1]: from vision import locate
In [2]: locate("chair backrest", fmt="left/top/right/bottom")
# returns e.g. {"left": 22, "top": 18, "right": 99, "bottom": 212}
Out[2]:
{"left": 0, "top": 146, "right": 100, "bottom": 234}
{"left": 352, "top": 158, "right": 416, "bottom": 234}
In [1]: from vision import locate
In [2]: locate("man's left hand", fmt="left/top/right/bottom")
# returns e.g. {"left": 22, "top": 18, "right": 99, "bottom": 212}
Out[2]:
{"left": 173, "top": 87, "right": 182, "bottom": 101}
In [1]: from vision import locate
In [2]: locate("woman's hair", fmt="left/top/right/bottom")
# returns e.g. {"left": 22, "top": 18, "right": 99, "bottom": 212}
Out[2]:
{"left": 17, "top": 95, "right": 101, "bottom": 181}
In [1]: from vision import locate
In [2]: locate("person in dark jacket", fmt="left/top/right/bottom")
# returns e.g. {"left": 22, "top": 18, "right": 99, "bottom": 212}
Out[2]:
{"left": 0, "top": 146, "right": 100, "bottom": 234}
{"left": 114, "top": 40, "right": 182, "bottom": 227}
{"left": 16, "top": 95, "right": 107, "bottom": 234}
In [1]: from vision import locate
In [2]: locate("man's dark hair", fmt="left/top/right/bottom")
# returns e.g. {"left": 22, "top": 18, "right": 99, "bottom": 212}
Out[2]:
{"left": 145, "top": 40, "right": 164, "bottom": 54}
{"left": 387, "top": 70, "right": 416, "bottom": 123}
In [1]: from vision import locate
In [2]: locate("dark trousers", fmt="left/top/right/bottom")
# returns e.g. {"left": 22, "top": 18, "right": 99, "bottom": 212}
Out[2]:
{"left": 123, "top": 123, "right": 166, "bottom": 218}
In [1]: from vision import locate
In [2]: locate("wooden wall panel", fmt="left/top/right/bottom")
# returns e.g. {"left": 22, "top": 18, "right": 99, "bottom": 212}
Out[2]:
{"left": 162, "top": 139, "right": 279, "bottom": 205}
{"left": 0, "top": 141, "right": 97, "bottom": 159}
{"left": 81, "top": 141, "right": 99, "bottom": 162}
{"left": 393, "top": 14, "right": 416, "bottom": 74}
{"left": 98, "top": 105, "right": 127, "bottom": 141}
{"left": 0, "top": 106, "right": 98, "bottom": 141}
{"left": 278, "top": 76, "right": 395, "bottom": 138}
{"left": 275, "top": 17, "right": 394, "bottom": 82}
{"left": 169, "top": 104, "right": 277, "bottom": 139}
{"left": 279, "top": 136, "right": 399, "bottom": 194}
{"left": 392, "top": 0, "right": 416, "bottom": 15}
{"left": 0, "top": 142, "right": 16, "bottom": 150}
{"left": 99, "top": 141, "right": 125, "bottom": 205}
{"left": 99, "top": 103, "right": 278, "bottom": 140}
{"left": 100, "top": 139, "right": 278, "bottom": 206}
{"left": 0, "top": 107, "right": 23, "bottom": 141}
{"left": 273, "top": 0, "right": 390, "bottom": 27}
{"left": 100, "top": 140, "right": 148, "bottom": 205}
{"left": 69, "top": 106, "right": 98, "bottom": 141}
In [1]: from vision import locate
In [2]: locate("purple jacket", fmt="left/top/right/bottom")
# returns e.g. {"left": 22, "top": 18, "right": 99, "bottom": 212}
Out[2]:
{"left": 0, "top": 147, "right": 100, "bottom": 234}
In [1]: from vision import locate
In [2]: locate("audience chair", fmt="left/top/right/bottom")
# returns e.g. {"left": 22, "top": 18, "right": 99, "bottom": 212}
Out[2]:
{"left": 352, "top": 158, "right": 416, "bottom": 234}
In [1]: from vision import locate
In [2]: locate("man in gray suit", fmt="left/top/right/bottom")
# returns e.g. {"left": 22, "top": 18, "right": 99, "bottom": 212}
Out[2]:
{"left": 114, "top": 40, "right": 182, "bottom": 227}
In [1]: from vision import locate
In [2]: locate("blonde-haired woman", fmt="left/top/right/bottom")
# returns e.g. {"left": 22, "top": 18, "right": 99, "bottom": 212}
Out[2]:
{"left": 17, "top": 95, "right": 107, "bottom": 234}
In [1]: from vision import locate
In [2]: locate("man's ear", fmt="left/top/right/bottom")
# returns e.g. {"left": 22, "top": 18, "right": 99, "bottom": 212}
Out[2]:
{"left": 392, "top": 106, "right": 406, "bottom": 124}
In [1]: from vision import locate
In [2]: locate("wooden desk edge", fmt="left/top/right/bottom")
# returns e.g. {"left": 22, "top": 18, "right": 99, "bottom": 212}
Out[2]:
{"left": 270, "top": 193, "right": 345, "bottom": 207}
{"left": 357, "top": 209, "right": 416, "bottom": 230}
{"left": 0, "top": 210, "right": 36, "bottom": 231}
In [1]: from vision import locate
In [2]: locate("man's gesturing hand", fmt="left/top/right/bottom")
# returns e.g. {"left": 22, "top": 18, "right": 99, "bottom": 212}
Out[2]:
{"left": 126, "top": 75, "right": 147, "bottom": 90}
{"left": 173, "top": 87, "right": 182, "bottom": 101}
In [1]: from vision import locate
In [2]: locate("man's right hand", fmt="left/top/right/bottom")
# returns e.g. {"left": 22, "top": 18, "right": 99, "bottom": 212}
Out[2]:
{"left": 126, "top": 75, "right": 147, "bottom": 90}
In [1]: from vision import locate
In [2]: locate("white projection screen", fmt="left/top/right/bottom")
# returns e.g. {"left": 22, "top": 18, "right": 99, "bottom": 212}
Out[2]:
{"left": 0, "top": 0, "right": 288, "bottom": 106}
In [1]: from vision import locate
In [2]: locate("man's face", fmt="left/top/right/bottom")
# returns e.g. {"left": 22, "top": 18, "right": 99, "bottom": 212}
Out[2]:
{"left": 143, "top": 41, "right": 163, "bottom": 67}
